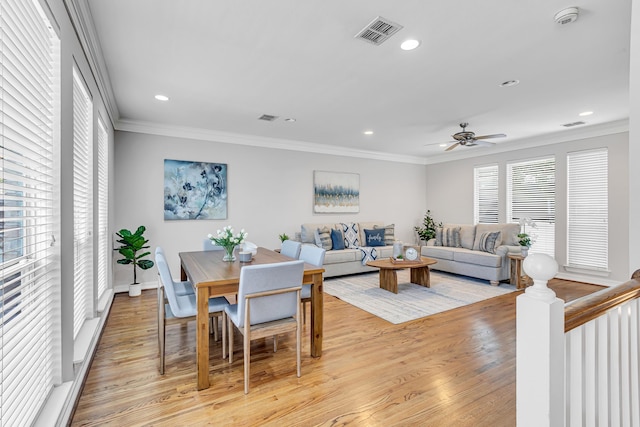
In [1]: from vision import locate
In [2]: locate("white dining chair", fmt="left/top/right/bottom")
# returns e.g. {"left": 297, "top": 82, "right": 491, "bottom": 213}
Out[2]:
{"left": 156, "top": 253, "right": 229, "bottom": 374}
{"left": 222, "top": 260, "right": 304, "bottom": 394}
{"left": 156, "top": 247, "right": 194, "bottom": 296}
{"left": 298, "top": 245, "right": 326, "bottom": 324}
{"left": 203, "top": 238, "right": 224, "bottom": 251}
{"left": 280, "top": 240, "right": 302, "bottom": 259}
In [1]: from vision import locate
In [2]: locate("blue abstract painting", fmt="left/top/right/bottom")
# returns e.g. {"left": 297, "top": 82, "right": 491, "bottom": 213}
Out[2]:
{"left": 313, "top": 171, "right": 359, "bottom": 213}
{"left": 164, "top": 159, "right": 227, "bottom": 220}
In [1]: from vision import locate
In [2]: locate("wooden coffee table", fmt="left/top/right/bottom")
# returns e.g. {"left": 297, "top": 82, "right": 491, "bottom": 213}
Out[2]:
{"left": 366, "top": 257, "right": 438, "bottom": 294}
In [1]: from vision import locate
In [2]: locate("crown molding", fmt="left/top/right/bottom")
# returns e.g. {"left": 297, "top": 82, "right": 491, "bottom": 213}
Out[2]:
{"left": 425, "top": 119, "right": 629, "bottom": 164}
{"left": 65, "top": 0, "right": 120, "bottom": 127}
{"left": 115, "top": 119, "right": 429, "bottom": 165}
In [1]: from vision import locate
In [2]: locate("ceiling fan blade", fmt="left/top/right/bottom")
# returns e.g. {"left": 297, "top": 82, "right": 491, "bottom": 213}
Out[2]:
{"left": 474, "top": 133, "right": 506, "bottom": 140}
{"left": 445, "top": 142, "right": 460, "bottom": 151}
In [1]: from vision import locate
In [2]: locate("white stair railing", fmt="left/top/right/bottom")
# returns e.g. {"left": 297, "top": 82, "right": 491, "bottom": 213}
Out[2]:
{"left": 516, "top": 255, "right": 640, "bottom": 427}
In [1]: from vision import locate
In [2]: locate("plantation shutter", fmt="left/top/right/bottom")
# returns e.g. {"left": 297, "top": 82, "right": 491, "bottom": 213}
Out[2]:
{"left": 0, "top": 0, "right": 60, "bottom": 425}
{"left": 97, "top": 118, "right": 108, "bottom": 299}
{"left": 507, "top": 157, "right": 556, "bottom": 257}
{"left": 567, "top": 148, "right": 608, "bottom": 271}
{"left": 72, "top": 68, "right": 93, "bottom": 338}
{"left": 474, "top": 165, "right": 499, "bottom": 224}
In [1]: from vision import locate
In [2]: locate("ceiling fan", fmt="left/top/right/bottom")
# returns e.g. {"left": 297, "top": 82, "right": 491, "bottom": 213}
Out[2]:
{"left": 444, "top": 122, "right": 506, "bottom": 151}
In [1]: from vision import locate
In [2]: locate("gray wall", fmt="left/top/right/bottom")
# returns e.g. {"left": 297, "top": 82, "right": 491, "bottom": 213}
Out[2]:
{"left": 425, "top": 131, "right": 629, "bottom": 284}
{"left": 114, "top": 131, "right": 427, "bottom": 287}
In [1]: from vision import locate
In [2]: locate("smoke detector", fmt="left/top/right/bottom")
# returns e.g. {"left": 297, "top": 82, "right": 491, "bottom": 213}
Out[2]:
{"left": 555, "top": 7, "right": 579, "bottom": 25}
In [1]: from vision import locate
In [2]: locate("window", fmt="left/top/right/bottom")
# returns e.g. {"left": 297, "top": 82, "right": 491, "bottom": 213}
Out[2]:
{"left": 507, "top": 157, "right": 556, "bottom": 257}
{"left": 474, "top": 165, "right": 499, "bottom": 224}
{"left": 567, "top": 148, "right": 608, "bottom": 271}
{"left": 72, "top": 68, "right": 93, "bottom": 338}
{"left": 97, "top": 118, "right": 109, "bottom": 300}
{"left": 0, "top": 0, "right": 60, "bottom": 424}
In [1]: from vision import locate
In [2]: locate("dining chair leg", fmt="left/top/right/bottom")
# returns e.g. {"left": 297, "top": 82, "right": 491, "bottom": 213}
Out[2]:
{"left": 228, "top": 317, "right": 234, "bottom": 363}
{"left": 244, "top": 323, "right": 250, "bottom": 394}
{"left": 296, "top": 303, "right": 301, "bottom": 378}
{"left": 221, "top": 312, "right": 227, "bottom": 360}
{"left": 159, "top": 318, "right": 166, "bottom": 375}
{"left": 213, "top": 315, "right": 219, "bottom": 342}
{"left": 302, "top": 301, "right": 307, "bottom": 324}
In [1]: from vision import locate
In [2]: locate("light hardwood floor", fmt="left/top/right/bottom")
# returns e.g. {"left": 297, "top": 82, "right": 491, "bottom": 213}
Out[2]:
{"left": 71, "top": 278, "right": 601, "bottom": 426}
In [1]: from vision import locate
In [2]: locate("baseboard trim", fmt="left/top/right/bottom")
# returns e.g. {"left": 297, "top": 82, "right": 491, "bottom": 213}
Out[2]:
{"left": 113, "top": 280, "right": 157, "bottom": 295}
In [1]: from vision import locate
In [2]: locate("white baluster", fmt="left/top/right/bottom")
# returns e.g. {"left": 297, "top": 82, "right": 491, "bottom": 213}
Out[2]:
{"left": 516, "top": 253, "right": 564, "bottom": 427}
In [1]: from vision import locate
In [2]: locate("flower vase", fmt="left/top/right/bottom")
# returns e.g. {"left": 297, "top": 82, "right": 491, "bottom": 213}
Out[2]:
{"left": 521, "top": 246, "right": 529, "bottom": 257}
{"left": 223, "top": 246, "right": 236, "bottom": 262}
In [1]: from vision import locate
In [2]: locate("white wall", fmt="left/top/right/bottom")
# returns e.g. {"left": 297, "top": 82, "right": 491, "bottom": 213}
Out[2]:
{"left": 114, "top": 131, "right": 427, "bottom": 287}
{"left": 425, "top": 132, "right": 630, "bottom": 284}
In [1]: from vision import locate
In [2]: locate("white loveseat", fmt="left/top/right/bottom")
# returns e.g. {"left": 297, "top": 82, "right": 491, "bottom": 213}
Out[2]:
{"left": 297, "top": 221, "right": 394, "bottom": 278}
{"left": 420, "top": 223, "right": 521, "bottom": 286}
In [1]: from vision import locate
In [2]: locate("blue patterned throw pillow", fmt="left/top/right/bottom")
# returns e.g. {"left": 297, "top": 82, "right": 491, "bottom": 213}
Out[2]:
{"left": 341, "top": 222, "right": 360, "bottom": 248}
{"left": 478, "top": 231, "right": 502, "bottom": 254}
{"left": 364, "top": 228, "right": 385, "bottom": 247}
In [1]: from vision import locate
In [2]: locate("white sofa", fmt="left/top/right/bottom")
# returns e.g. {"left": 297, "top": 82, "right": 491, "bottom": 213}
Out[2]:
{"left": 298, "top": 221, "right": 394, "bottom": 278}
{"left": 420, "top": 223, "right": 521, "bottom": 286}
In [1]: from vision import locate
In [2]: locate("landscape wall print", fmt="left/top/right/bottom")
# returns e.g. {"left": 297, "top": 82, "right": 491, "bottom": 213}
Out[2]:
{"left": 164, "top": 159, "right": 227, "bottom": 220}
{"left": 313, "top": 171, "right": 360, "bottom": 213}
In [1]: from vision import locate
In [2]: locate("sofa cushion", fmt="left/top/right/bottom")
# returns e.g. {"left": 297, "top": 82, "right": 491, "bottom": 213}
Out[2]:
{"left": 357, "top": 221, "right": 383, "bottom": 245}
{"left": 301, "top": 223, "right": 339, "bottom": 244}
{"left": 421, "top": 246, "right": 455, "bottom": 261}
{"left": 435, "top": 226, "right": 461, "bottom": 247}
{"left": 330, "top": 228, "right": 345, "bottom": 250}
{"left": 341, "top": 222, "right": 360, "bottom": 248}
{"left": 363, "top": 228, "right": 385, "bottom": 247}
{"left": 453, "top": 250, "right": 502, "bottom": 268}
{"left": 473, "top": 223, "right": 520, "bottom": 249}
{"left": 373, "top": 223, "right": 395, "bottom": 245}
{"left": 477, "top": 231, "right": 501, "bottom": 254}
{"left": 443, "top": 223, "right": 476, "bottom": 249}
{"left": 314, "top": 227, "right": 332, "bottom": 250}
{"left": 324, "top": 248, "right": 360, "bottom": 264}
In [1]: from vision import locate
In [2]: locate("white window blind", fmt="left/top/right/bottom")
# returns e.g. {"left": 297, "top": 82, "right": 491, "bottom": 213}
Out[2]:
{"left": 0, "top": 0, "right": 60, "bottom": 425}
{"left": 507, "top": 157, "right": 556, "bottom": 257}
{"left": 97, "top": 118, "right": 108, "bottom": 299}
{"left": 474, "top": 165, "right": 499, "bottom": 224}
{"left": 567, "top": 148, "right": 608, "bottom": 271}
{"left": 72, "top": 68, "right": 93, "bottom": 339}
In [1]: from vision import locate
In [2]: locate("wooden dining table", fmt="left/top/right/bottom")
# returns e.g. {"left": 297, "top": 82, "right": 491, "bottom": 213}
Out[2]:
{"left": 179, "top": 246, "right": 325, "bottom": 390}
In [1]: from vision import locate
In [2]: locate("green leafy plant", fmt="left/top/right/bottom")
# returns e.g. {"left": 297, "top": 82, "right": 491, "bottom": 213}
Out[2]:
{"left": 279, "top": 233, "right": 290, "bottom": 243}
{"left": 414, "top": 210, "right": 442, "bottom": 242}
{"left": 517, "top": 233, "right": 532, "bottom": 247}
{"left": 116, "top": 226, "right": 154, "bottom": 284}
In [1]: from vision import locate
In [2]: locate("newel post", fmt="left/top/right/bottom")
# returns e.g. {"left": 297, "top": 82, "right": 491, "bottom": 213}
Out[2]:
{"left": 516, "top": 253, "right": 565, "bottom": 427}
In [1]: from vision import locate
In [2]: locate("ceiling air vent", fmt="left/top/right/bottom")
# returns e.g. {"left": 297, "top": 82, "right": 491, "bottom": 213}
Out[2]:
{"left": 562, "top": 121, "right": 586, "bottom": 127}
{"left": 354, "top": 16, "right": 403, "bottom": 46}
{"left": 258, "top": 114, "right": 279, "bottom": 122}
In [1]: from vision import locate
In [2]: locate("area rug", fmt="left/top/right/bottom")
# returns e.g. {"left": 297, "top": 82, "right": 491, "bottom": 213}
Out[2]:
{"left": 323, "top": 270, "right": 516, "bottom": 324}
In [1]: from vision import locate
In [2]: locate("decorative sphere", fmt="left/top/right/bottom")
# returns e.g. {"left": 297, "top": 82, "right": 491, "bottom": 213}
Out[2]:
{"left": 523, "top": 253, "right": 558, "bottom": 281}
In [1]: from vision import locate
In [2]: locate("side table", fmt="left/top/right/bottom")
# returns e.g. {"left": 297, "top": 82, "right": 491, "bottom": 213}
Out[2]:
{"left": 508, "top": 253, "right": 532, "bottom": 290}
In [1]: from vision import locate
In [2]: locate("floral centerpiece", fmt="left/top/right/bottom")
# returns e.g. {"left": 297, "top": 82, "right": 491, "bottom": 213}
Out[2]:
{"left": 208, "top": 226, "right": 247, "bottom": 261}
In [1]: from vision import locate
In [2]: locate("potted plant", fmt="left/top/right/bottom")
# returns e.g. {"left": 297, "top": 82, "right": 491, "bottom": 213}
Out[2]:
{"left": 414, "top": 210, "right": 442, "bottom": 243}
{"left": 116, "top": 226, "right": 155, "bottom": 297}
{"left": 279, "top": 233, "right": 290, "bottom": 243}
{"left": 518, "top": 233, "right": 532, "bottom": 256}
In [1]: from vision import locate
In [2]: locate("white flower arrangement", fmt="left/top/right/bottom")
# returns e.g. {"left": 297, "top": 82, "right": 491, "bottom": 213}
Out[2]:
{"left": 208, "top": 226, "right": 248, "bottom": 248}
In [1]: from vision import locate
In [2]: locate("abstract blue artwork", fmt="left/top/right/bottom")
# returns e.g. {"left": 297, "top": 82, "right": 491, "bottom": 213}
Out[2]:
{"left": 313, "top": 171, "right": 359, "bottom": 213}
{"left": 164, "top": 159, "right": 227, "bottom": 220}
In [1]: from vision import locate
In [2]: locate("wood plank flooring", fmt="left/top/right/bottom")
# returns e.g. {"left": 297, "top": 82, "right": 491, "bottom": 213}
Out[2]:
{"left": 71, "top": 278, "right": 602, "bottom": 427}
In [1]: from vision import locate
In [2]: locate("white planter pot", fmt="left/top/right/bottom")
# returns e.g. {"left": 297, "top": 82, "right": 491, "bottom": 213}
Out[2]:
{"left": 129, "top": 283, "right": 141, "bottom": 297}
{"left": 520, "top": 246, "right": 529, "bottom": 257}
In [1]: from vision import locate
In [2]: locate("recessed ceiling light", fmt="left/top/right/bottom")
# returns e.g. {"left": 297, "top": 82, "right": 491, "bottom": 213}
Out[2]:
{"left": 500, "top": 80, "right": 520, "bottom": 88}
{"left": 579, "top": 111, "right": 593, "bottom": 116}
{"left": 400, "top": 39, "right": 421, "bottom": 50}
{"left": 363, "top": 130, "right": 374, "bottom": 135}
{"left": 154, "top": 94, "right": 169, "bottom": 101}
{"left": 284, "top": 118, "right": 296, "bottom": 122}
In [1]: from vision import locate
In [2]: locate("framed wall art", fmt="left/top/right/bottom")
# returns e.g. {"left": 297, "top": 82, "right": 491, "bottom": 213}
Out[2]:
{"left": 163, "top": 159, "right": 227, "bottom": 220}
{"left": 313, "top": 170, "right": 360, "bottom": 213}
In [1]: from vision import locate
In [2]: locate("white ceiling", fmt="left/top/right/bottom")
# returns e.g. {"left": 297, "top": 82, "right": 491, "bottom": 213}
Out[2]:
{"left": 84, "top": 0, "right": 630, "bottom": 163}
